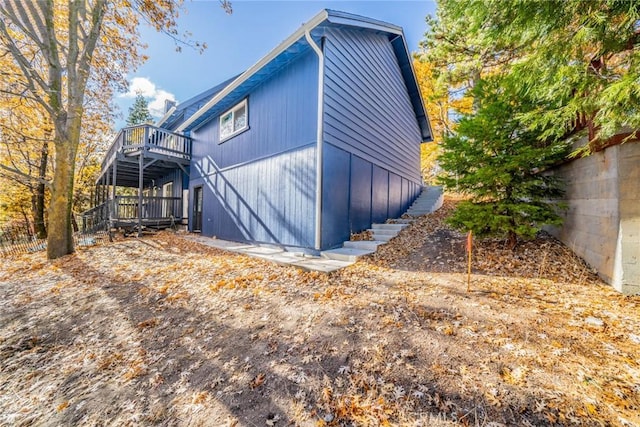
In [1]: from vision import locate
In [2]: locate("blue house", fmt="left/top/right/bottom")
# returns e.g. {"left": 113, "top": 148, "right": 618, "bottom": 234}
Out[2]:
{"left": 91, "top": 10, "right": 432, "bottom": 252}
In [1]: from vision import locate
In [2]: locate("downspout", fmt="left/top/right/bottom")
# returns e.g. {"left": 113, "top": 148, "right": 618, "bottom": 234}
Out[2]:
{"left": 305, "top": 29, "right": 324, "bottom": 251}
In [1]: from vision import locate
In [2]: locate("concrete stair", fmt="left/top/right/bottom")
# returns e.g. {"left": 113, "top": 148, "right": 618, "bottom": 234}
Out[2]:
{"left": 319, "top": 247, "right": 374, "bottom": 262}
{"left": 368, "top": 223, "right": 408, "bottom": 242}
{"left": 321, "top": 186, "right": 443, "bottom": 264}
{"left": 342, "top": 240, "right": 386, "bottom": 251}
{"left": 405, "top": 186, "right": 443, "bottom": 216}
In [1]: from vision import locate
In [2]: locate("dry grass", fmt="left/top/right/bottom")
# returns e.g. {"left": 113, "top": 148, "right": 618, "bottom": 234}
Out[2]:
{"left": 1, "top": 199, "right": 639, "bottom": 426}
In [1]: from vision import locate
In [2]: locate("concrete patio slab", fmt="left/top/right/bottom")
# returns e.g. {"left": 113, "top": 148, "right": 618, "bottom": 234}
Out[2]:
{"left": 183, "top": 235, "right": 355, "bottom": 273}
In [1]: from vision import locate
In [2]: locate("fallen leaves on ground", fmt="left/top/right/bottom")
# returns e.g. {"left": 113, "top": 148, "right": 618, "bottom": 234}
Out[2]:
{"left": 1, "top": 197, "right": 638, "bottom": 426}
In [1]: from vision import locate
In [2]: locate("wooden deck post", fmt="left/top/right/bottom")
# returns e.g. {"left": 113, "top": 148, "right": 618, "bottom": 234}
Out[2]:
{"left": 138, "top": 153, "right": 143, "bottom": 237}
{"left": 105, "top": 168, "right": 110, "bottom": 204}
{"left": 112, "top": 159, "right": 117, "bottom": 199}
{"left": 103, "top": 176, "right": 108, "bottom": 204}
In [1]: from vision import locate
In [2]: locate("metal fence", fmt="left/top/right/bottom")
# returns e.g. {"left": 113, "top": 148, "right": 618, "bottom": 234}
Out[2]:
{"left": 0, "top": 219, "right": 109, "bottom": 258}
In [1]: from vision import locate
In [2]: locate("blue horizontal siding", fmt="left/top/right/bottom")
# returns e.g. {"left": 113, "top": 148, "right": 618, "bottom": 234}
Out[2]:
{"left": 190, "top": 50, "right": 318, "bottom": 171}
{"left": 323, "top": 27, "right": 422, "bottom": 183}
{"left": 190, "top": 145, "right": 316, "bottom": 248}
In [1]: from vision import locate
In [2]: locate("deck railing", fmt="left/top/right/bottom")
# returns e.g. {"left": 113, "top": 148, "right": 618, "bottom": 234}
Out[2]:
{"left": 79, "top": 196, "right": 183, "bottom": 233}
{"left": 101, "top": 124, "right": 191, "bottom": 172}
{"left": 80, "top": 202, "right": 111, "bottom": 233}
{"left": 112, "top": 196, "right": 182, "bottom": 221}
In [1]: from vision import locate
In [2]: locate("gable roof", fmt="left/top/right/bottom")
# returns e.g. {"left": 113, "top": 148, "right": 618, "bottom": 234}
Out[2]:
{"left": 177, "top": 9, "right": 432, "bottom": 142}
{"left": 157, "top": 74, "right": 241, "bottom": 131}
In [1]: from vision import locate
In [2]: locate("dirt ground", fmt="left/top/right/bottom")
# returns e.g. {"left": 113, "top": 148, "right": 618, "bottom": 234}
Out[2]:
{"left": 1, "top": 199, "right": 639, "bottom": 426}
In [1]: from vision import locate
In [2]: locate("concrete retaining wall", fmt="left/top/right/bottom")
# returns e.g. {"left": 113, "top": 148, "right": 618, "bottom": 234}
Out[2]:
{"left": 547, "top": 141, "right": 639, "bottom": 294}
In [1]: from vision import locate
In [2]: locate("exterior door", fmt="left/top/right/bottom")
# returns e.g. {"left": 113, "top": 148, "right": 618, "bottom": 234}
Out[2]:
{"left": 193, "top": 186, "right": 203, "bottom": 232}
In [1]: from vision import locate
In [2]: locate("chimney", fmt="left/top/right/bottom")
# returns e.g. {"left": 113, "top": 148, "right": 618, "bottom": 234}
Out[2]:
{"left": 164, "top": 99, "right": 176, "bottom": 114}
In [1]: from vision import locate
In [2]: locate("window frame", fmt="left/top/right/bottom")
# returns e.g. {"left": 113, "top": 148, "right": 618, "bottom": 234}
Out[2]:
{"left": 218, "top": 98, "right": 249, "bottom": 143}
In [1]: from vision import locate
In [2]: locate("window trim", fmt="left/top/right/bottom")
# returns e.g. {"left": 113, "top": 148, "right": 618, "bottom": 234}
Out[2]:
{"left": 219, "top": 98, "right": 249, "bottom": 143}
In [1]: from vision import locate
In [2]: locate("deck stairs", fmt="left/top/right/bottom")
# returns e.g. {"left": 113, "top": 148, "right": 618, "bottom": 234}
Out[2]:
{"left": 321, "top": 186, "right": 443, "bottom": 263}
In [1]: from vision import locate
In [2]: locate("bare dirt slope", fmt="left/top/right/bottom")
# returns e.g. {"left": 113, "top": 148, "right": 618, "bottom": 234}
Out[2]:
{"left": 1, "top": 199, "right": 639, "bottom": 426}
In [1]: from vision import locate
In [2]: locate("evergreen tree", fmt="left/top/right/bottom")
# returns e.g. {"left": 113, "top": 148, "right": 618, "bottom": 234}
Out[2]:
{"left": 438, "top": 77, "right": 569, "bottom": 249}
{"left": 126, "top": 93, "right": 154, "bottom": 126}
{"left": 423, "top": 1, "right": 640, "bottom": 248}
{"left": 423, "top": 0, "right": 640, "bottom": 145}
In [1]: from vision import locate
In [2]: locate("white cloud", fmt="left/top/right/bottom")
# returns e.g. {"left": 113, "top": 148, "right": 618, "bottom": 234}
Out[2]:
{"left": 148, "top": 90, "right": 176, "bottom": 118}
{"left": 122, "top": 77, "right": 176, "bottom": 118}
{"left": 124, "top": 77, "right": 157, "bottom": 98}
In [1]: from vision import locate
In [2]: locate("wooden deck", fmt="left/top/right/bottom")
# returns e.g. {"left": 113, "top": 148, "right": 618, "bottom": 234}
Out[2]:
{"left": 97, "top": 124, "right": 191, "bottom": 188}
{"left": 80, "top": 196, "right": 183, "bottom": 234}
{"left": 85, "top": 124, "right": 191, "bottom": 236}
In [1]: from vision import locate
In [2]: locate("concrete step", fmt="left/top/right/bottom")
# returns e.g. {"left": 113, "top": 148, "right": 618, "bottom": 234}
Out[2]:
{"left": 367, "top": 228, "right": 397, "bottom": 236}
{"left": 291, "top": 258, "right": 353, "bottom": 273}
{"left": 422, "top": 185, "right": 443, "bottom": 194}
{"left": 372, "top": 234, "right": 395, "bottom": 242}
{"left": 409, "top": 204, "right": 437, "bottom": 210}
{"left": 411, "top": 198, "right": 440, "bottom": 205}
{"left": 371, "top": 223, "right": 408, "bottom": 231}
{"left": 404, "top": 185, "right": 444, "bottom": 217}
{"left": 406, "top": 210, "right": 432, "bottom": 216}
{"left": 321, "top": 247, "right": 374, "bottom": 262}
{"left": 408, "top": 205, "right": 437, "bottom": 211}
{"left": 389, "top": 219, "right": 414, "bottom": 224}
{"left": 343, "top": 240, "right": 386, "bottom": 251}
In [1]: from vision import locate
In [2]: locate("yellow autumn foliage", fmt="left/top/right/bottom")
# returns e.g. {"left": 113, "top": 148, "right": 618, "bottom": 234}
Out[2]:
{"left": 413, "top": 56, "right": 472, "bottom": 182}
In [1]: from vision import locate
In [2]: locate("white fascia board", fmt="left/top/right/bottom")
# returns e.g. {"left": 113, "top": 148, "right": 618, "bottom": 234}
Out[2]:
{"left": 325, "top": 10, "right": 403, "bottom": 36}
{"left": 396, "top": 30, "right": 433, "bottom": 142}
{"left": 177, "top": 9, "right": 330, "bottom": 133}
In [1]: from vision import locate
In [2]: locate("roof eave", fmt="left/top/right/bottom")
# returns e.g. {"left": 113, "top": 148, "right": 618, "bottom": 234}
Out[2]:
{"left": 390, "top": 34, "right": 433, "bottom": 142}
{"left": 325, "top": 9, "right": 403, "bottom": 36}
{"left": 156, "top": 105, "right": 177, "bottom": 128}
{"left": 177, "top": 9, "right": 432, "bottom": 141}
{"left": 178, "top": 9, "right": 330, "bottom": 132}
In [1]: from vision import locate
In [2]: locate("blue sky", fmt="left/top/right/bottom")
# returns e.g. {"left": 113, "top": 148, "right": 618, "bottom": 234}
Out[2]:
{"left": 116, "top": 0, "right": 437, "bottom": 127}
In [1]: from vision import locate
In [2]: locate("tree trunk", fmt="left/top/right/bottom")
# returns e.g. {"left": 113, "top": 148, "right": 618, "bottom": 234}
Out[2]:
{"left": 47, "top": 132, "right": 78, "bottom": 259}
{"left": 34, "top": 139, "right": 49, "bottom": 239}
{"left": 20, "top": 206, "right": 32, "bottom": 238}
{"left": 506, "top": 231, "right": 518, "bottom": 251}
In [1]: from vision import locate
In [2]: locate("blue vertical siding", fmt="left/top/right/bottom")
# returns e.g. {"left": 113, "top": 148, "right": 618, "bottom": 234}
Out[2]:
{"left": 188, "top": 50, "right": 319, "bottom": 248}
{"left": 401, "top": 178, "right": 409, "bottom": 212}
{"left": 323, "top": 27, "right": 422, "bottom": 183}
{"left": 349, "top": 156, "right": 372, "bottom": 233}
{"left": 321, "top": 144, "right": 423, "bottom": 249}
{"left": 388, "top": 173, "right": 402, "bottom": 219}
{"left": 190, "top": 145, "right": 316, "bottom": 247}
{"left": 321, "top": 144, "right": 351, "bottom": 247}
{"left": 371, "top": 165, "right": 390, "bottom": 224}
{"left": 155, "top": 170, "right": 186, "bottom": 197}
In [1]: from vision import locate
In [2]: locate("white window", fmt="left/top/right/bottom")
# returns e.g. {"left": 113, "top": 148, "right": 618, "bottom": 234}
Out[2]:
{"left": 219, "top": 99, "right": 248, "bottom": 142}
